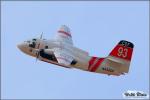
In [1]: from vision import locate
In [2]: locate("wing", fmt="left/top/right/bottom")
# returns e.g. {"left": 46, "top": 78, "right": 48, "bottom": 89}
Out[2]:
{"left": 53, "top": 48, "right": 74, "bottom": 66}
{"left": 55, "top": 25, "right": 73, "bottom": 45}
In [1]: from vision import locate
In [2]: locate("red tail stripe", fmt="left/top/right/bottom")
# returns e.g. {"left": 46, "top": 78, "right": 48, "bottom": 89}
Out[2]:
{"left": 88, "top": 57, "right": 97, "bottom": 70}
{"left": 58, "top": 30, "right": 72, "bottom": 37}
{"left": 90, "top": 58, "right": 104, "bottom": 72}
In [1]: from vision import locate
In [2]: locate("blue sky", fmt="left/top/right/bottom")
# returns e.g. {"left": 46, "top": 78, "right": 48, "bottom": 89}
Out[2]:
{"left": 1, "top": 1, "right": 149, "bottom": 99}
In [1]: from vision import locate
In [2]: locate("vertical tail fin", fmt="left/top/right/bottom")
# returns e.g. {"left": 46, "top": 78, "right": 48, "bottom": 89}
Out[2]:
{"left": 87, "top": 40, "right": 134, "bottom": 75}
{"left": 109, "top": 40, "right": 134, "bottom": 61}
{"left": 107, "top": 40, "right": 134, "bottom": 73}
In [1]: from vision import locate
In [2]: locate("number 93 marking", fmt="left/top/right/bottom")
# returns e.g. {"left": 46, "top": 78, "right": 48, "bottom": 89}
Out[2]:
{"left": 117, "top": 47, "right": 128, "bottom": 58}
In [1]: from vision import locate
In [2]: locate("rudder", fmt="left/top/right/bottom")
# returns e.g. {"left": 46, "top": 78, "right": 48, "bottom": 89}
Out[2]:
{"left": 107, "top": 40, "right": 134, "bottom": 73}
{"left": 109, "top": 40, "right": 134, "bottom": 61}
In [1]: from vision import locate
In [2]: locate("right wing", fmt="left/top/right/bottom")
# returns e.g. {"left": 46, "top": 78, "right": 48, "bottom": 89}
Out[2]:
{"left": 39, "top": 48, "right": 74, "bottom": 66}
{"left": 53, "top": 48, "right": 74, "bottom": 66}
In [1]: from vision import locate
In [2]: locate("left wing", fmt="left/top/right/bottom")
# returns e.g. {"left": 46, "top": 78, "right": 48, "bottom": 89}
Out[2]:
{"left": 53, "top": 48, "right": 74, "bottom": 66}
{"left": 55, "top": 25, "right": 73, "bottom": 46}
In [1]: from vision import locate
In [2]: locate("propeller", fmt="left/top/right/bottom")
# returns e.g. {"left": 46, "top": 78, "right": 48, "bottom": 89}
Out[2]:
{"left": 36, "top": 32, "right": 43, "bottom": 62}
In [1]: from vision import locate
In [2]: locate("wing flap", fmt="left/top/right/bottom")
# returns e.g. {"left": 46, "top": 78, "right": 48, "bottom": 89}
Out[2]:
{"left": 54, "top": 48, "right": 74, "bottom": 66}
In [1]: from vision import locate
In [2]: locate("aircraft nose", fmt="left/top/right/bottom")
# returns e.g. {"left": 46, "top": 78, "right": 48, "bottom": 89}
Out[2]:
{"left": 17, "top": 43, "right": 23, "bottom": 50}
{"left": 17, "top": 43, "right": 26, "bottom": 51}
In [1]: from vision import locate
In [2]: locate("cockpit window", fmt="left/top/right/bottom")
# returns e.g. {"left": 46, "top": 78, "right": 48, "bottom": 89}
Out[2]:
{"left": 32, "top": 39, "right": 36, "bottom": 41}
{"left": 29, "top": 42, "right": 36, "bottom": 48}
{"left": 24, "top": 41, "right": 30, "bottom": 43}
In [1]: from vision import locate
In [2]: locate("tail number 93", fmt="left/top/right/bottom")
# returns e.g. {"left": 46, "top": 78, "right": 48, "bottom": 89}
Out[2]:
{"left": 117, "top": 47, "right": 128, "bottom": 58}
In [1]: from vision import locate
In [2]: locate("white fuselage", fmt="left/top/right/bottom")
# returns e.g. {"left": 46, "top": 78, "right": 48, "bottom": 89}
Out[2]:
{"left": 17, "top": 25, "right": 132, "bottom": 76}
{"left": 18, "top": 38, "right": 126, "bottom": 76}
{"left": 17, "top": 38, "right": 90, "bottom": 70}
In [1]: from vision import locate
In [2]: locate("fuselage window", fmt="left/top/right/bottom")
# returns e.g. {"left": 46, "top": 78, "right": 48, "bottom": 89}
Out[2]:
{"left": 24, "top": 41, "right": 30, "bottom": 43}
{"left": 32, "top": 39, "right": 36, "bottom": 41}
{"left": 45, "top": 46, "right": 48, "bottom": 49}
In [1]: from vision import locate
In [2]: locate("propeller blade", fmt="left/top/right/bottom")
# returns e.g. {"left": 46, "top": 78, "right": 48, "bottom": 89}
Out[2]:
{"left": 36, "top": 52, "right": 40, "bottom": 62}
{"left": 40, "top": 32, "right": 43, "bottom": 39}
{"left": 35, "top": 32, "right": 43, "bottom": 62}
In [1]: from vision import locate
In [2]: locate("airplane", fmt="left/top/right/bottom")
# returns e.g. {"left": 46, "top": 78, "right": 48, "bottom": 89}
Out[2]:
{"left": 17, "top": 25, "right": 134, "bottom": 76}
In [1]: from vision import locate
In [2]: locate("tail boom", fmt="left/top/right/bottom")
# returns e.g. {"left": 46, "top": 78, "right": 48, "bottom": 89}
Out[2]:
{"left": 87, "top": 40, "right": 134, "bottom": 76}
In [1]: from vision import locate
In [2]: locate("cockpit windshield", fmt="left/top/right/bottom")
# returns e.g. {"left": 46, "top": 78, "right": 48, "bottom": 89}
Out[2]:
{"left": 29, "top": 41, "right": 36, "bottom": 48}
{"left": 27, "top": 38, "right": 37, "bottom": 48}
{"left": 24, "top": 38, "right": 39, "bottom": 48}
{"left": 24, "top": 40, "right": 30, "bottom": 43}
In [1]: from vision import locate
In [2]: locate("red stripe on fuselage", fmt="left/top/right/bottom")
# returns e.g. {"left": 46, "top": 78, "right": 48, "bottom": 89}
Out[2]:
{"left": 90, "top": 58, "right": 104, "bottom": 72}
{"left": 88, "top": 57, "right": 97, "bottom": 70}
{"left": 58, "top": 30, "right": 72, "bottom": 37}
